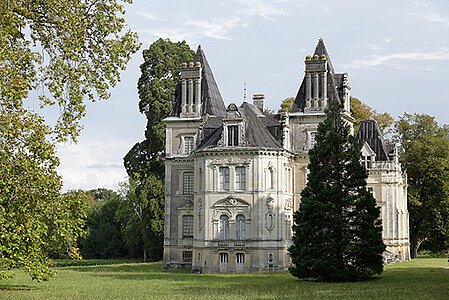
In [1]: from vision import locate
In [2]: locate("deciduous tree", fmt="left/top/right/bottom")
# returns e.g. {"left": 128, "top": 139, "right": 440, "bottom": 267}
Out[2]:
{"left": 394, "top": 113, "right": 449, "bottom": 258}
{"left": 79, "top": 189, "right": 128, "bottom": 259}
{"left": 0, "top": 109, "right": 88, "bottom": 280}
{"left": 350, "top": 97, "right": 393, "bottom": 136}
{"left": 280, "top": 97, "right": 295, "bottom": 112}
{"left": 289, "top": 101, "right": 385, "bottom": 282}
{"left": 1, "top": 0, "right": 139, "bottom": 280}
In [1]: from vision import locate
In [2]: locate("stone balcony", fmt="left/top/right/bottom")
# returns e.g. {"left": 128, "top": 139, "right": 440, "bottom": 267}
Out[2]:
{"left": 212, "top": 240, "right": 248, "bottom": 249}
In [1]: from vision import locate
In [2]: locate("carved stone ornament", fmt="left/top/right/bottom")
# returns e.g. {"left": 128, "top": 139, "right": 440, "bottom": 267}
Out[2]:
{"left": 212, "top": 195, "right": 250, "bottom": 208}
{"left": 266, "top": 197, "right": 275, "bottom": 211}
{"left": 177, "top": 200, "right": 194, "bottom": 211}
{"left": 197, "top": 198, "right": 203, "bottom": 232}
{"left": 284, "top": 198, "right": 292, "bottom": 211}
{"left": 266, "top": 212, "right": 275, "bottom": 232}
{"left": 212, "top": 196, "right": 251, "bottom": 220}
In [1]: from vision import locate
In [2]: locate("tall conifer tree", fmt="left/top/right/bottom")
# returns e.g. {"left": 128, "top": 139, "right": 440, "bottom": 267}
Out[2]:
{"left": 289, "top": 100, "right": 385, "bottom": 282}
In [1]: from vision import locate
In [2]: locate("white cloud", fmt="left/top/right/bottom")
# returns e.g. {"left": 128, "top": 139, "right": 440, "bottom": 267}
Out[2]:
{"left": 345, "top": 51, "right": 449, "bottom": 69}
{"left": 232, "top": 0, "right": 291, "bottom": 20}
{"left": 134, "top": 11, "right": 163, "bottom": 21}
{"left": 137, "top": 16, "right": 246, "bottom": 45}
{"left": 57, "top": 138, "right": 131, "bottom": 191}
{"left": 407, "top": 12, "right": 449, "bottom": 27}
{"left": 185, "top": 17, "right": 245, "bottom": 40}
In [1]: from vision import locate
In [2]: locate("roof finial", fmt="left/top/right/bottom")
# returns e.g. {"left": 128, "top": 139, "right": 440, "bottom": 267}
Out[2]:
{"left": 243, "top": 75, "right": 247, "bottom": 102}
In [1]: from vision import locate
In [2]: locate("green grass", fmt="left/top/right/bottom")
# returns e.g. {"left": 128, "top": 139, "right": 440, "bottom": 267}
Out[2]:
{"left": 1, "top": 258, "right": 448, "bottom": 299}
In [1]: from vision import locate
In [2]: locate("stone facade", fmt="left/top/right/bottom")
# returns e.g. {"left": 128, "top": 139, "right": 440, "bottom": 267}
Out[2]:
{"left": 163, "top": 39, "right": 410, "bottom": 273}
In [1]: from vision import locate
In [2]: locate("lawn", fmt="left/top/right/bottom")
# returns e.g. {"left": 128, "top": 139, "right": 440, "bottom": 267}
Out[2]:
{"left": 0, "top": 258, "right": 448, "bottom": 299}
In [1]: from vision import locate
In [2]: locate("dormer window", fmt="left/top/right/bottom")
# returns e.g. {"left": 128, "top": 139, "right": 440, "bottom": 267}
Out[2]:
{"left": 362, "top": 155, "right": 373, "bottom": 169}
{"left": 184, "top": 136, "right": 194, "bottom": 154}
{"left": 307, "top": 131, "right": 317, "bottom": 149}
{"left": 227, "top": 125, "right": 239, "bottom": 146}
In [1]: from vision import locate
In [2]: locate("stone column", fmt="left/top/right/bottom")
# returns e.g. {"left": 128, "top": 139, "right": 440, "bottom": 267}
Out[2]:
{"left": 188, "top": 79, "right": 194, "bottom": 114}
{"left": 305, "top": 73, "right": 311, "bottom": 108}
{"left": 321, "top": 72, "right": 327, "bottom": 108}
{"left": 195, "top": 78, "right": 201, "bottom": 114}
{"left": 181, "top": 79, "right": 187, "bottom": 114}
{"left": 312, "top": 72, "right": 319, "bottom": 108}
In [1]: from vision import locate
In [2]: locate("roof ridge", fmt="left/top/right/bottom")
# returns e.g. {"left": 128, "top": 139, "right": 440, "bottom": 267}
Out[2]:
{"left": 193, "top": 46, "right": 227, "bottom": 117}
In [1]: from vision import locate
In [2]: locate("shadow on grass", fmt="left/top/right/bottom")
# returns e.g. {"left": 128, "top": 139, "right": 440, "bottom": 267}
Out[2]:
{"left": 65, "top": 261, "right": 168, "bottom": 273}
{"left": 0, "top": 284, "right": 39, "bottom": 292}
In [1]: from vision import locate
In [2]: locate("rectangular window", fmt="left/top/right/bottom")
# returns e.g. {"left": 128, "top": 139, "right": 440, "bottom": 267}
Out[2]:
{"left": 184, "top": 137, "right": 194, "bottom": 154}
{"left": 183, "top": 172, "right": 194, "bottom": 195}
{"left": 235, "top": 167, "right": 246, "bottom": 191}
{"left": 310, "top": 132, "right": 317, "bottom": 149}
{"left": 227, "top": 125, "right": 239, "bottom": 146}
{"left": 219, "top": 253, "right": 228, "bottom": 264}
{"left": 236, "top": 253, "right": 245, "bottom": 264}
{"left": 219, "top": 167, "right": 230, "bottom": 191}
{"left": 182, "top": 251, "right": 193, "bottom": 262}
{"left": 182, "top": 215, "right": 194, "bottom": 238}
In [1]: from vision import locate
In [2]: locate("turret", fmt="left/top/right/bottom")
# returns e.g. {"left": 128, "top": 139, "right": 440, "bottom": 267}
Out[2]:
{"left": 304, "top": 54, "right": 328, "bottom": 112}
{"left": 180, "top": 61, "right": 202, "bottom": 117}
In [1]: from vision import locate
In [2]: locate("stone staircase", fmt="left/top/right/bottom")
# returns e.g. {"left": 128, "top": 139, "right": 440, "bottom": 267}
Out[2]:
{"left": 383, "top": 250, "right": 402, "bottom": 264}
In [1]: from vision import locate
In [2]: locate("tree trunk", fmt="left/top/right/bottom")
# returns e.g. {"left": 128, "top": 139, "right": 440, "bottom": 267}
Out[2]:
{"left": 143, "top": 248, "right": 147, "bottom": 263}
{"left": 410, "top": 235, "right": 425, "bottom": 259}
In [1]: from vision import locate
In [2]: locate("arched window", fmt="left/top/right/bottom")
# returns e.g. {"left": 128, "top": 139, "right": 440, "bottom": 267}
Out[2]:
{"left": 235, "top": 214, "right": 245, "bottom": 240}
{"left": 219, "top": 215, "right": 229, "bottom": 240}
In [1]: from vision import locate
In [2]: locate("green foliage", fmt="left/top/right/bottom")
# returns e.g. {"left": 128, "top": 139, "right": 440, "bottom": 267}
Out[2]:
{"left": 124, "top": 38, "right": 194, "bottom": 178}
{"left": 0, "top": 0, "right": 139, "bottom": 280}
{"left": 289, "top": 101, "right": 385, "bottom": 282}
{"left": 116, "top": 176, "right": 165, "bottom": 261}
{"left": 0, "top": 108, "right": 89, "bottom": 281}
{"left": 1, "top": 259, "right": 448, "bottom": 299}
{"left": 78, "top": 189, "right": 128, "bottom": 259}
{"left": 122, "top": 39, "right": 194, "bottom": 261}
{"left": 394, "top": 113, "right": 449, "bottom": 258}
{"left": 1, "top": 0, "right": 140, "bottom": 141}
{"left": 350, "top": 97, "right": 394, "bottom": 136}
{"left": 280, "top": 97, "right": 295, "bottom": 112}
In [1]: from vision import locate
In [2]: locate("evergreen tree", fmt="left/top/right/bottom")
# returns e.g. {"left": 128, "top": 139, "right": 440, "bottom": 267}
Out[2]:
{"left": 289, "top": 101, "right": 385, "bottom": 282}
{"left": 122, "top": 39, "right": 194, "bottom": 261}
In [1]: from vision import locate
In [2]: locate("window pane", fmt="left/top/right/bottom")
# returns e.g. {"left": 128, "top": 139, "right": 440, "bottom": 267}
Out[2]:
{"left": 310, "top": 132, "right": 317, "bottom": 148}
{"left": 220, "top": 253, "right": 228, "bottom": 264}
{"left": 182, "top": 251, "right": 192, "bottom": 262}
{"left": 219, "top": 215, "right": 229, "bottom": 240}
{"left": 235, "top": 214, "right": 245, "bottom": 240}
{"left": 182, "top": 215, "right": 194, "bottom": 238}
{"left": 236, "top": 253, "right": 245, "bottom": 264}
{"left": 236, "top": 167, "right": 246, "bottom": 190}
{"left": 184, "top": 137, "right": 194, "bottom": 154}
{"left": 219, "top": 167, "right": 229, "bottom": 191}
{"left": 227, "top": 126, "right": 238, "bottom": 146}
{"left": 183, "top": 172, "right": 194, "bottom": 195}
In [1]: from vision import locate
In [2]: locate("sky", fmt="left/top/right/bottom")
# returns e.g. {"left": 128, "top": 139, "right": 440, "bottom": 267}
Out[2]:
{"left": 54, "top": 0, "right": 449, "bottom": 191}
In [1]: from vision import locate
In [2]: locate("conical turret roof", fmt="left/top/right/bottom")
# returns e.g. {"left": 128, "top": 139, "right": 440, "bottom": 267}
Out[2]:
{"left": 170, "top": 46, "right": 226, "bottom": 117}
{"left": 291, "top": 38, "right": 344, "bottom": 113}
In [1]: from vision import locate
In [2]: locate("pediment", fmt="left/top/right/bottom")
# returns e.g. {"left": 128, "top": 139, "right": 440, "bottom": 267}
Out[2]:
{"left": 177, "top": 200, "right": 194, "bottom": 211}
{"left": 212, "top": 196, "right": 250, "bottom": 208}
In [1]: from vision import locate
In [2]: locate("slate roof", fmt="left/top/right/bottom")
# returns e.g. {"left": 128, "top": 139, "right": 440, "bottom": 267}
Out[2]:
{"left": 291, "top": 38, "right": 344, "bottom": 113}
{"left": 197, "top": 102, "right": 282, "bottom": 151}
{"left": 355, "top": 120, "right": 391, "bottom": 161}
{"left": 240, "top": 102, "right": 281, "bottom": 148}
{"left": 170, "top": 46, "right": 226, "bottom": 117}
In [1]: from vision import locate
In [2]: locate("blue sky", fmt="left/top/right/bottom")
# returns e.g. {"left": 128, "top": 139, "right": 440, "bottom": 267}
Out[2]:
{"left": 55, "top": 0, "right": 449, "bottom": 191}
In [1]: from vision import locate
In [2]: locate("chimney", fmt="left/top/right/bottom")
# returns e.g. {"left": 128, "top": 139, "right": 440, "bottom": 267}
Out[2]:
{"left": 252, "top": 94, "right": 265, "bottom": 112}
